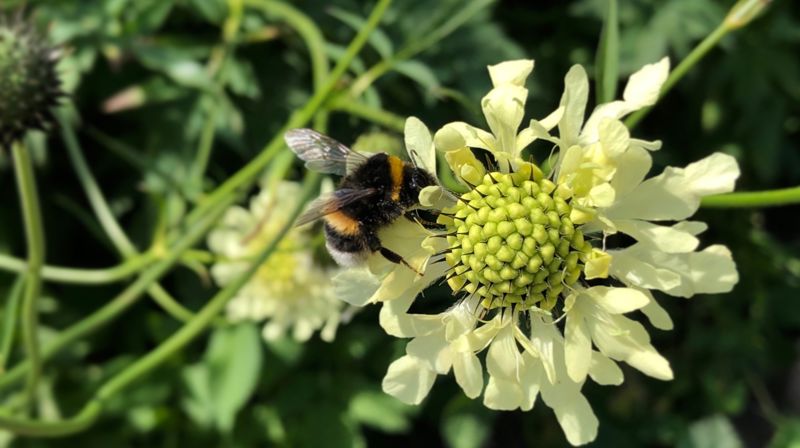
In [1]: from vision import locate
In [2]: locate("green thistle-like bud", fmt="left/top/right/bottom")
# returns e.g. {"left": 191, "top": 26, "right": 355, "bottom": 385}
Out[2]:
{"left": 0, "top": 13, "right": 62, "bottom": 148}
{"left": 442, "top": 166, "right": 592, "bottom": 311}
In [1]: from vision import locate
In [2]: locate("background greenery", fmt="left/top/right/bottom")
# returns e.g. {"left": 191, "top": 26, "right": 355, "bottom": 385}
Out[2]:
{"left": 0, "top": 0, "right": 799, "bottom": 446}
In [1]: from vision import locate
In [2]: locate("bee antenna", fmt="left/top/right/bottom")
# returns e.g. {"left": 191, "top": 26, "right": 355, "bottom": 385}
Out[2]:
{"left": 409, "top": 149, "right": 420, "bottom": 168}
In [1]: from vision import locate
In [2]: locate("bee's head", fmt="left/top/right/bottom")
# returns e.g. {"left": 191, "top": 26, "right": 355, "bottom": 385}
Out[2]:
{"left": 409, "top": 167, "right": 437, "bottom": 192}
{"left": 399, "top": 167, "right": 438, "bottom": 207}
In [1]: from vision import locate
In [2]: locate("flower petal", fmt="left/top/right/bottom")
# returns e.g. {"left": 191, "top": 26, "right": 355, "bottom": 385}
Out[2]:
{"left": 586, "top": 286, "right": 649, "bottom": 314}
{"left": 639, "top": 288, "right": 674, "bottom": 330}
{"left": 607, "top": 153, "right": 740, "bottom": 221}
{"left": 452, "top": 351, "right": 484, "bottom": 399}
{"left": 587, "top": 313, "right": 673, "bottom": 380}
{"left": 382, "top": 355, "right": 437, "bottom": 405}
{"left": 379, "top": 289, "right": 445, "bottom": 337}
{"left": 622, "top": 57, "right": 670, "bottom": 110}
{"left": 483, "top": 376, "right": 523, "bottom": 410}
{"left": 485, "top": 322, "right": 519, "bottom": 380}
{"left": 333, "top": 268, "right": 380, "bottom": 306}
{"left": 482, "top": 84, "right": 528, "bottom": 157}
{"left": 588, "top": 352, "right": 624, "bottom": 386}
{"left": 610, "top": 244, "right": 738, "bottom": 298}
{"left": 419, "top": 185, "right": 458, "bottom": 209}
{"left": 487, "top": 59, "right": 534, "bottom": 87}
{"left": 608, "top": 248, "right": 682, "bottom": 291}
{"left": 564, "top": 304, "right": 592, "bottom": 383}
{"left": 405, "top": 116, "right": 436, "bottom": 174}
{"left": 406, "top": 329, "right": 452, "bottom": 374}
{"left": 434, "top": 121, "right": 495, "bottom": 152}
{"left": 584, "top": 249, "right": 612, "bottom": 280}
{"left": 540, "top": 377, "right": 599, "bottom": 446}
{"left": 558, "top": 65, "right": 589, "bottom": 147}
{"left": 613, "top": 219, "right": 700, "bottom": 253}
{"left": 597, "top": 118, "right": 630, "bottom": 157}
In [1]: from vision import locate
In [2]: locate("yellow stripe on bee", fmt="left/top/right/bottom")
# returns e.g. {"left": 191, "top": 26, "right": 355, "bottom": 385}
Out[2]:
{"left": 388, "top": 155, "right": 404, "bottom": 201}
{"left": 325, "top": 210, "right": 360, "bottom": 236}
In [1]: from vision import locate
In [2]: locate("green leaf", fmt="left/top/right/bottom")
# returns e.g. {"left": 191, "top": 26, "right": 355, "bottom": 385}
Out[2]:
{"left": 442, "top": 412, "right": 490, "bottom": 448}
{"left": 595, "top": 0, "right": 619, "bottom": 104}
{"left": 680, "top": 415, "right": 744, "bottom": 448}
{"left": 394, "top": 60, "right": 441, "bottom": 93}
{"left": 348, "top": 390, "right": 413, "bottom": 433}
{"left": 770, "top": 418, "right": 800, "bottom": 448}
{"left": 206, "top": 322, "right": 263, "bottom": 433}
{"left": 328, "top": 7, "right": 393, "bottom": 60}
{"left": 181, "top": 364, "right": 214, "bottom": 428}
{"left": 134, "top": 47, "right": 214, "bottom": 90}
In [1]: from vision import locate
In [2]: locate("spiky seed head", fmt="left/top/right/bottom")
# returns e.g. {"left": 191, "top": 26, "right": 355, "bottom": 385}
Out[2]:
{"left": 0, "top": 14, "right": 63, "bottom": 148}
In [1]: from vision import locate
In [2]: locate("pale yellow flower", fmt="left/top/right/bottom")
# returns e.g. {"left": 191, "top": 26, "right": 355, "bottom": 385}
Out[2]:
{"left": 208, "top": 181, "right": 344, "bottom": 342}
{"left": 336, "top": 59, "right": 740, "bottom": 446}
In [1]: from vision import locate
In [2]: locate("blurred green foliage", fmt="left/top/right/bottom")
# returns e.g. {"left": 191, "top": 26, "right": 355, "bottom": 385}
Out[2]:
{"left": 0, "top": 0, "right": 799, "bottom": 446}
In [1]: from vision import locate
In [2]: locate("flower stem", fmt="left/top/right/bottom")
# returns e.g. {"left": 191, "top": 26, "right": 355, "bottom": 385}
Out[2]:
{"left": 0, "top": 275, "right": 26, "bottom": 373}
{"left": 328, "top": 97, "right": 405, "bottom": 132}
{"left": 0, "top": 252, "right": 154, "bottom": 285}
{"left": 0, "top": 197, "right": 233, "bottom": 395}
{"left": 187, "top": 0, "right": 392, "bottom": 227}
{"left": 701, "top": 186, "right": 800, "bottom": 208}
{"left": 11, "top": 141, "right": 46, "bottom": 413}
{"left": 59, "top": 112, "right": 196, "bottom": 322}
{"left": 625, "top": 0, "right": 771, "bottom": 130}
{"left": 0, "top": 173, "right": 318, "bottom": 437}
{"left": 97, "top": 172, "right": 319, "bottom": 402}
{"left": 348, "top": 0, "right": 492, "bottom": 98}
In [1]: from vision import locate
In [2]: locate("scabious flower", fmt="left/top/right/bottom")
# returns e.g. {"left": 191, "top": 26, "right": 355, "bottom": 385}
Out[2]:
{"left": 335, "top": 59, "right": 740, "bottom": 445}
{"left": 208, "top": 180, "right": 344, "bottom": 342}
{"left": 0, "top": 13, "right": 63, "bottom": 147}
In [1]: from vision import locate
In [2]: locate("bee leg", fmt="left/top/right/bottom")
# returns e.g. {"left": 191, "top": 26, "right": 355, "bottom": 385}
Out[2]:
{"left": 404, "top": 210, "right": 445, "bottom": 230}
{"left": 378, "top": 247, "right": 423, "bottom": 276}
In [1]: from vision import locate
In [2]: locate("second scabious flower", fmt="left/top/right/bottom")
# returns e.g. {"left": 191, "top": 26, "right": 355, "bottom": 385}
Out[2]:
{"left": 336, "top": 59, "right": 739, "bottom": 445}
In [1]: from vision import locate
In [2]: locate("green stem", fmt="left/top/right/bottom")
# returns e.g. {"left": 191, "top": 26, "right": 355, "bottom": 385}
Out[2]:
{"left": 329, "top": 97, "right": 405, "bottom": 132}
{"left": 85, "top": 127, "right": 185, "bottom": 195}
{"left": 188, "top": 106, "right": 219, "bottom": 197}
{"left": 0, "top": 174, "right": 318, "bottom": 437}
{"left": 98, "top": 173, "right": 319, "bottom": 401}
{"left": 187, "top": 0, "right": 392, "bottom": 227}
{"left": 11, "top": 142, "right": 46, "bottom": 412}
{"left": 0, "top": 401, "right": 102, "bottom": 437}
{"left": 624, "top": 23, "right": 730, "bottom": 129}
{"left": 189, "top": 0, "right": 329, "bottom": 198}
{"left": 0, "top": 253, "right": 154, "bottom": 285}
{"left": 0, "top": 275, "right": 26, "bottom": 372}
{"left": 60, "top": 113, "right": 196, "bottom": 322}
{"left": 348, "top": 0, "right": 492, "bottom": 97}
{"left": 701, "top": 186, "right": 800, "bottom": 208}
{"left": 0, "top": 198, "right": 233, "bottom": 394}
{"left": 60, "top": 114, "right": 137, "bottom": 257}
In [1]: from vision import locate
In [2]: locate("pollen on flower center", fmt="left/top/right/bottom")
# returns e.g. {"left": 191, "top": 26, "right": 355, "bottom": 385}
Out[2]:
{"left": 442, "top": 166, "right": 592, "bottom": 311}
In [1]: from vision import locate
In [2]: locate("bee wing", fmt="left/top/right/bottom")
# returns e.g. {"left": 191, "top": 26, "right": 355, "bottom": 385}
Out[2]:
{"left": 295, "top": 188, "right": 377, "bottom": 227}
{"left": 285, "top": 128, "right": 368, "bottom": 176}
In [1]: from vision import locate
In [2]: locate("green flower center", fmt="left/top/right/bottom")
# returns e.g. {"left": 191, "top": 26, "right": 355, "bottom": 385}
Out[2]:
{"left": 443, "top": 169, "right": 592, "bottom": 311}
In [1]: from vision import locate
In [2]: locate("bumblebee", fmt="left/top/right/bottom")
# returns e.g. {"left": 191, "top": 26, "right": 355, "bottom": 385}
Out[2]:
{"left": 285, "top": 129, "right": 437, "bottom": 273}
